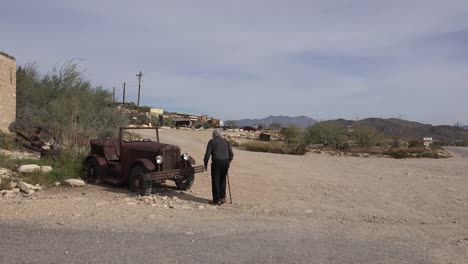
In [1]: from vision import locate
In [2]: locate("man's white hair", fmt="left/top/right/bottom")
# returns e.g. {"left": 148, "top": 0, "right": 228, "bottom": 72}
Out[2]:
{"left": 212, "top": 129, "right": 221, "bottom": 138}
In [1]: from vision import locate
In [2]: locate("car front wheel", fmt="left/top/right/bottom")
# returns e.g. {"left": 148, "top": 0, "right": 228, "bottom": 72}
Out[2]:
{"left": 130, "top": 166, "right": 152, "bottom": 196}
{"left": 175, "top": 174, "right": 195, "bottom": 190}
{"left": 83, "top": 157, "right": 100, "bottom": 183}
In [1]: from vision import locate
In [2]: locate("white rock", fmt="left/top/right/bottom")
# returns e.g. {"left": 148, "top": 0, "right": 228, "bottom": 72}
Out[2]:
{"left": 65, "top": 179, "right": 86, "bottom": 187}
{"left": 41, "top": 166, "right": 53, "bottom": 173}
{"left": 23, "top": 182, "right": 39, "bottom": 190}
{"left": 54, "top": 182, "right": 61, "bottom": 187}
{"left": 17, "top": 181, "right": 30, "bottom": 193}
{"left": 161, "top": 196, "right": 168, "bottom": 201}
{"left": 180, "top": 205, "right": 192, "bottom": 210}
{"left": 0, "top": 168, "right": 12, "bottom": 177}
{"left": 8, "top": 181, "right": 17, "bottom": 189}
{"left": 17, "top": 164, "right": 41, "bottom": 173}
{"left": 27, "top": 189, "right": 35, "bottom": 195}
{"left": 198, "top": 206, "right": 205, "bottom": 210}
{"left": 12, "top": 188, "right": 20, "bottom": 193}
{"left": 172, "top": 196, "right": 179, "bottom": 201}
{"left": 305, "top": 209, "right": 313, "bottom": 214}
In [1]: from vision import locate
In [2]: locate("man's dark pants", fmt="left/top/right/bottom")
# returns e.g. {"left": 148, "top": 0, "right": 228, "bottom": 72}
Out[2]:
{"left": 211, "top": 159, "right": 230, "bottom": 202}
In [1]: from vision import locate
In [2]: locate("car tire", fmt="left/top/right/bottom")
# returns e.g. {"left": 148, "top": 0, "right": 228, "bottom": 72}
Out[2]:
{"left": 130, "top": 166, "right": 152, "bottom": 196}
{"left": 175, "top": 174, "right": 195, "bottom": 191}
{"left": 83, "top": 157, "right": 100, "bottom": 183}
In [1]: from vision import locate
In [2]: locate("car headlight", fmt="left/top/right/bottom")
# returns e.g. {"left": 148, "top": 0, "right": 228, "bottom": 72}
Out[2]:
{"left": 156, "top": 155, "right": 163, "bottom": 164}
{"left": 182, "top": 153, "right": 189, "bottom": 161}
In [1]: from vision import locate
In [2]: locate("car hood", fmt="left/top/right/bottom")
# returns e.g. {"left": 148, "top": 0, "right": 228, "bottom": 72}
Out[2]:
{"left": 122, "top": 142, "right": 179, "bottom": 152}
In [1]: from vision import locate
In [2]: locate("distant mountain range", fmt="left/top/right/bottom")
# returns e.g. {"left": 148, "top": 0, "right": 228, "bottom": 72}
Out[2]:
{"left": 229, "top": 115, "right": 317, "bottom": 129}
{"left": 324, "top": 118, "right": 468, "bottom": 143}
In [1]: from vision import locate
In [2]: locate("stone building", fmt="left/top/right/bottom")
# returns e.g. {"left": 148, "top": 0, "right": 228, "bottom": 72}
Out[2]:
{"left": 0, "top": 51, "right": 16, "bottom": 132}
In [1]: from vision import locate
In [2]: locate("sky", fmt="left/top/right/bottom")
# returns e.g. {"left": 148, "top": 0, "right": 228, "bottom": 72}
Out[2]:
{"left": 1, "top": 0, "right": 468, "bottom": 125}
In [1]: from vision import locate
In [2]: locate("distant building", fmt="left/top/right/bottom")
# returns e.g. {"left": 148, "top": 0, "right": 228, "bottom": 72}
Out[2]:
{"left": 423, "top": 137, "right": 433, "bottom": 148}
{"left": 0, "top": 51, "right": 16, "bottom": 132}
{"left": 150, "top": 108, "right": 164, "bottom": 116}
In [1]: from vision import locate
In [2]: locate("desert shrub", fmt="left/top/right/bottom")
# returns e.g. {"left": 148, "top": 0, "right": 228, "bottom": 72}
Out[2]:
{"left": 384, "top": 148, "right": 409, "bottom": 159}
{"left": 408, "top": 140, "right": 424, "bottom": 148}
{"left": 16, "top": 62, "right": 128, "bottom": 153}
{"left": 306, "top": 122, "right": 347, "bottom": 148}
{"left": 242, "top": 141, "right": 286, "bottom": 154}
{"left": 352, "top": 124, "right": 383, "bottom": 147}
{"left": 281, "top": 126, "right": 306, "bottom": 154}
{"left": 0, "top": 131, "right": 16, "bottom": 150}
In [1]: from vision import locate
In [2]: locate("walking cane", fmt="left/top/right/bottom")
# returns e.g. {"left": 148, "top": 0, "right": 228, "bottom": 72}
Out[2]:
{"left": 227, "top": 172, "right": 233, "bottom": 204}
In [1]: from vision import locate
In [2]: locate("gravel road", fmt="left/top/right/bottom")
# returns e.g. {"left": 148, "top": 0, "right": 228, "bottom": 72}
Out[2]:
{"left": 0, "top": 129, "right": 467, "bottom": 263}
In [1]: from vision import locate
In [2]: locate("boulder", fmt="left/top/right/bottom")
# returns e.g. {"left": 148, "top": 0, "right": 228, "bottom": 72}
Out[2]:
{"left": 54, "top": 182, "right": 61, "bottom": 187}
{"left": 8, "top": 181, "right": 17, "bottom": 189}
{"left": 17, "top": 164, "right": 41, "bottom": 173}
{"left": 0, "top": 168, "right": 12, "bottom": 177}
{"left": 41, "top": 166, "right": 53, "bottom": 173}
{"left": 17, "top": 181, "right": 30, "bottom": 193}
{"left": 23, "top": 182, "right": 39, "bottom": 191}
{"left": 65, "top": 179, "right": 86, "bottom": 187}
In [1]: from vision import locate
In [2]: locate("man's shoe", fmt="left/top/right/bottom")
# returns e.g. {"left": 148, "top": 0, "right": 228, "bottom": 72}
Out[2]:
{"left": 220, "top": 198, "right": 227, "bottom": 204}
{"left": 209, "top": 201, "right": 221, "bottom": 206}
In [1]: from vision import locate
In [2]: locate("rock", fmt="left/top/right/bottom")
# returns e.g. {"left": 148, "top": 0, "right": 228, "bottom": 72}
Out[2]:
{"left": 305, "top": 209, "right": 313, "bottom": 214}
{"left": 12, "top": 188, "right": 20, "bottom": 193}
{"left": 0, "top": 168, "right": 12, "bottom": 177}
{"left": 17, "top": 181, "right": 30, "bottom": 193}
{"left": 362, "top": 153, "right": 370, "bottom": 158}
{"left": 17, "top": 164, "right": 41, "bottom": 173}
{"left": 41, "top": 166, "right": 53, "bottom": 173}
{"left": 54, "top": 182, "right": 61, "bottom": 187}
{"left": 27, "top": 189, "right": 35, "bottom": 195}
{"left": 161, "top": 196, "right": 168, "bottom": 201}
{"left": 57, "top": 221, "right": 65, "bottom": 225}
{"left": 172, "top": 196, "right": 179, "bottom": 201}
{"left": 168, "top": 205, "right": 175, "bottom": 209}
{"left": 180, "top": 205, "right": 192, "bottom": 210}
{"left": 23, "top": 182, "right": 39, "bottom": 190}
{"left": 8, "top": 181, "right": 17, "bottom": 189}
{"left": 65, "top": 179, "right": 86, "bottom": 187}
{"left": 198, "top": 205, "right": 205, "bottom": 210}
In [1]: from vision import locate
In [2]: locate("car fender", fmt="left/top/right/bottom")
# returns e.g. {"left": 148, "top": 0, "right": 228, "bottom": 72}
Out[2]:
{"left": 130, "top": 158, "right": 156, "bottom": 172}
{"left": 188, "top": 156, "right": 196, "bottom": 165}
{"left": 85, "top": 154, "right": 108, "bottom": 176}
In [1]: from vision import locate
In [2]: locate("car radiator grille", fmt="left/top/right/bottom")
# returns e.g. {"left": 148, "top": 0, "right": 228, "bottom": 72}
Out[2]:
{"left": 163, "top": 148, "right": 180, "bottom": 170}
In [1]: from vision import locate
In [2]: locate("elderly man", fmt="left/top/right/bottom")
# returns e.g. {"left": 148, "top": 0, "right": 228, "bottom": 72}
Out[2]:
{"left": 204, "top": 129, "right": 234, "bottom": 205}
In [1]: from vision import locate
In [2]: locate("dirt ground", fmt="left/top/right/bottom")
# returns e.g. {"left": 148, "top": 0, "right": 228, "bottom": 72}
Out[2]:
{"left": 1, "top": 129, "right": 467, "bottom": 263}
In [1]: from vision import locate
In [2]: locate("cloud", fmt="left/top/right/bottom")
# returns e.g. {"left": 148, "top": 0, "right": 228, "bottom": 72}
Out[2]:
{"left": 1, "top": 0, "right": 468, "bottom": 124}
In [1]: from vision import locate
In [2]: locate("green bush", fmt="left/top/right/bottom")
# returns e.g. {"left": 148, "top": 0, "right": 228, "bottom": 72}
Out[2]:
{"left": 0, "top": 131, "right": 16, "bottom": 150}
{"left": 16, "top": 62, "right": 128, "bottom": 153}
{"left": 408, "top": 140, "right": 424, "bottom": 148}
{"left": 306, "top": 122, "right": 347, "bottom": 148}
{"left": 352, "top": 124, "right": 383, "bottom": 147}
{"left": 0, "top": 149, "right": 85, "bottom": 187}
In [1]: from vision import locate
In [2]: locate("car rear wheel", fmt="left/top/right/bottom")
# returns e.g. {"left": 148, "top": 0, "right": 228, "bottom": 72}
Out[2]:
{"left": 130, "top": 166, "right": 152, "bottom": 196}
{"left": 83, "top": 157, "right": 100, "bottom": 183}
{"left": 175, "top": 174, "right": 194, "bottom": 190}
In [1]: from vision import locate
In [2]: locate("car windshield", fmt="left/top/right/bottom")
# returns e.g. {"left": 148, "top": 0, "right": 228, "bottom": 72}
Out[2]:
{"left": 121, "top": 128, "right": 158, "bottom": 142}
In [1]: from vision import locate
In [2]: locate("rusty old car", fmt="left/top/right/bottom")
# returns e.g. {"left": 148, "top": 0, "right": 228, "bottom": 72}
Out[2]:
{"left": 83, "top": 127, "right": 204, "bottom": 195}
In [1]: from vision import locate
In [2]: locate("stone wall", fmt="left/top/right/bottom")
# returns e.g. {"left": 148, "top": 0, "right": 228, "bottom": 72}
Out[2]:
{"left": 0, "top": 51, "right": 16, "bottom": 132}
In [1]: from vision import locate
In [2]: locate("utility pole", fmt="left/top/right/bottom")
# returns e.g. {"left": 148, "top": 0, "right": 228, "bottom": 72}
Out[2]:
{"left": 122, "top": 82, "right": 126, "bottom": 105}
{"left": 112, "top": 86, "right": 115, "bottom": 102}
{"left": 136, "top": 71, "right": 143, "bottom": 123}
{"left": 455, "top": 122, "right": 460, "bottom": 145}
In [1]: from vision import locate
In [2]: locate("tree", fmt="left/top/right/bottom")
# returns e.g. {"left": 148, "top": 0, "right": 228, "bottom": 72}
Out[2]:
{"left": 305, "top": 122, "right": 347, "bottom": 148}
{"left": 15, "top": 61, "right": 128, "bottom": 152}
{"left": 352, "top": 124, "right": 383, "bottom": 147}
